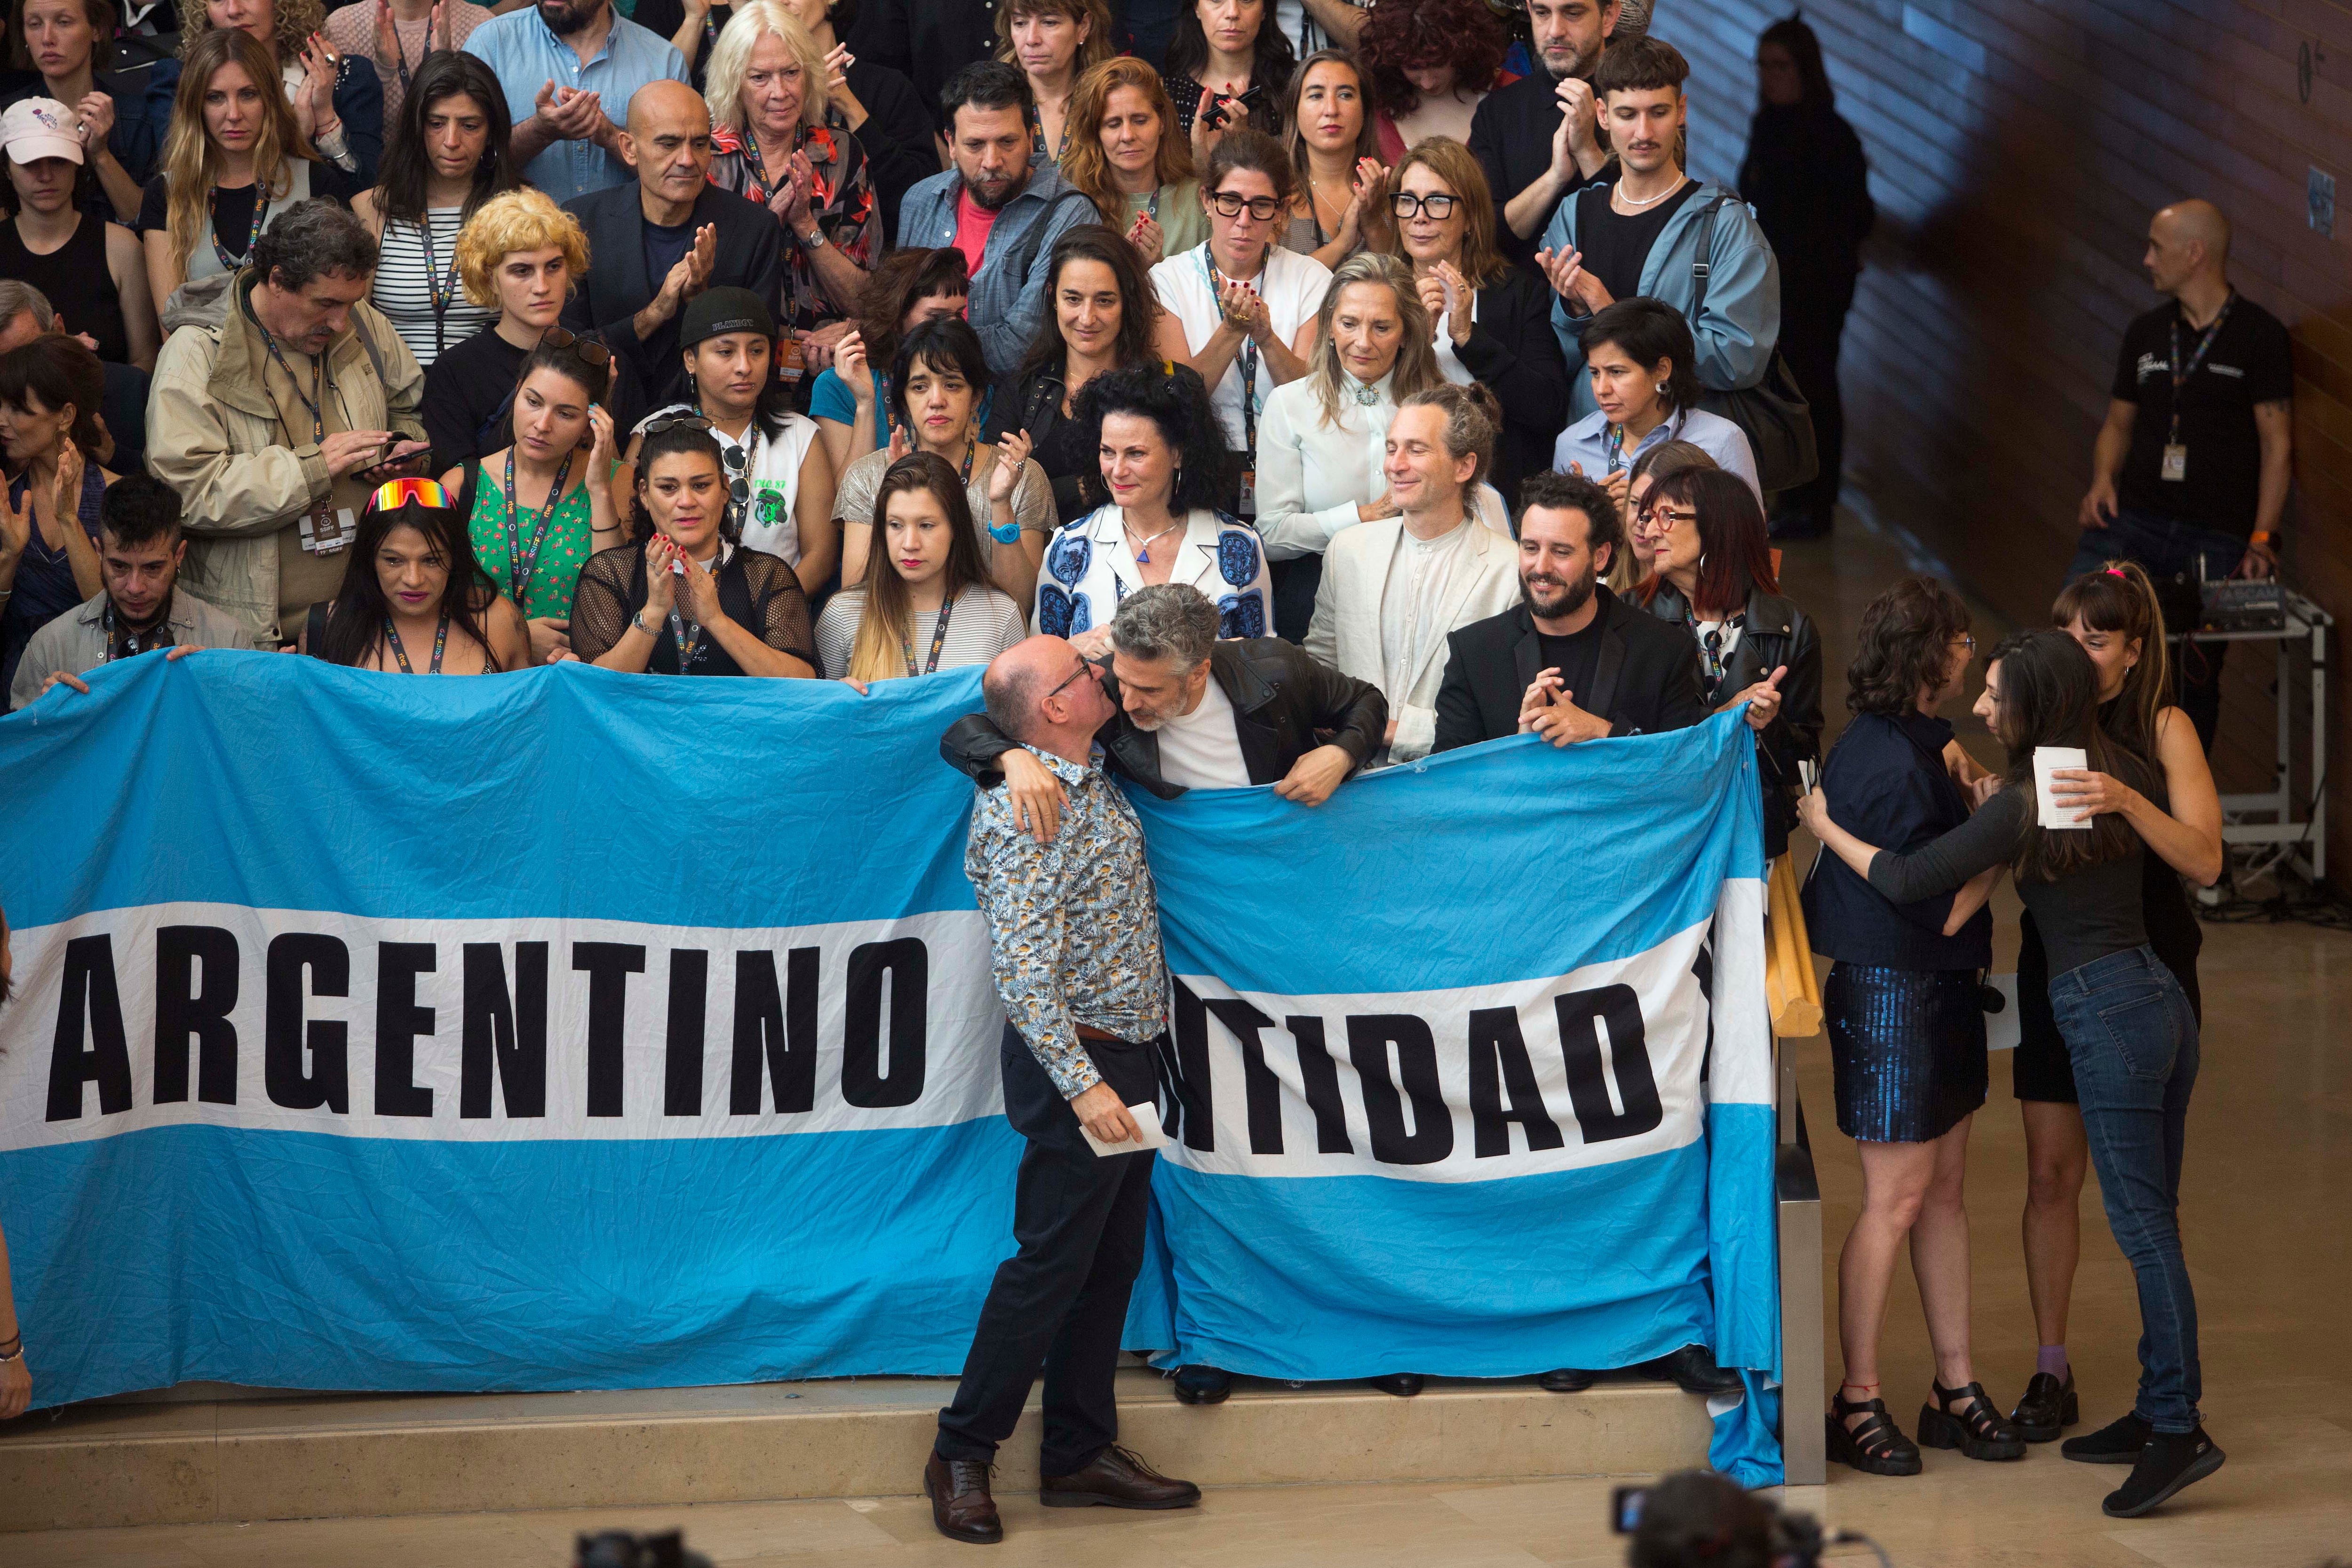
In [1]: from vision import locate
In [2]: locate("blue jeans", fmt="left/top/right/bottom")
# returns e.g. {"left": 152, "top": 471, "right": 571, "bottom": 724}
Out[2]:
{"left": 2067, "top": 507, "right": 2251, "bottom": 752}
{"left": 2047, "top": 946, "right": 2203, "bottom": 1433}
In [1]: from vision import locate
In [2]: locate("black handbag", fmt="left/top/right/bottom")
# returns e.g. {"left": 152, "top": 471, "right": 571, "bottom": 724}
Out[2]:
{"left": 1686, "top": 192, "right": 1820, "bottom": 496}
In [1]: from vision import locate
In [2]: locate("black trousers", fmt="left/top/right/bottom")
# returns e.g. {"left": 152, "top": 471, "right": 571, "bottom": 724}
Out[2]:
{"left": 935, "top": 1024, "right": 1161, "bottom": 1477}
{"left": 1773, "top": 284, "right": 1852, "bottom": 525}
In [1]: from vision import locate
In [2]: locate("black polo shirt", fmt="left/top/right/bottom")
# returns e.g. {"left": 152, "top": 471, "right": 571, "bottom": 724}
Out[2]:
{"left": 2110, "top": 294, "right": 2293, "bottom": 537}
{"left": 1467, "top": 70, "right": 1611, "bottom": 271}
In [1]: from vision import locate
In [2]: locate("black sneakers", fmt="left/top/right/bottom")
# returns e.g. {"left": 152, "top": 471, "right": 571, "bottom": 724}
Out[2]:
{"left": 2062, "top": 1410, "right": 2153, "bottom": 1464}
{"left": 2102, "top": 1426, "right": 2226, "bottom": 1518}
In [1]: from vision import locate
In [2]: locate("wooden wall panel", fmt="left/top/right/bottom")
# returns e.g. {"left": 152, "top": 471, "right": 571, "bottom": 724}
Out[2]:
{"left": 1655, "top": 0, "right": 2352, "bottom": 877}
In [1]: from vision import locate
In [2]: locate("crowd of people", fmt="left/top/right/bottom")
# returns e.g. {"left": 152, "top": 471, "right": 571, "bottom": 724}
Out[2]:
{"left": 0, "top": 0, "right": 2288, "bottom": 1543}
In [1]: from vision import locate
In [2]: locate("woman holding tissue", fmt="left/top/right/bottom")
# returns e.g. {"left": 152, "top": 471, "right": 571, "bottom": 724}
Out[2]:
{"left": 1798, "top": 628, "right": 2224, "bottom": 1520}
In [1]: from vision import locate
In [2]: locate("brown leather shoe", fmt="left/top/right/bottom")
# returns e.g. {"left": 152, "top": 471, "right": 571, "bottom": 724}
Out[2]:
{"left": 924, "top": 1452, "right": 1003, "bottom": 1544}
{"left": 1040, "top": 1444, "right": 1202, "bottom": 1510}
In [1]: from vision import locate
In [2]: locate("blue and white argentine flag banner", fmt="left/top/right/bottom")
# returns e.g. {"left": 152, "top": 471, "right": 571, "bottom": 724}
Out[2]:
{"left": 1120, "top": 711, "right": 1779, "bottom": 1399}
{"left": 0, "top": 654, "right": 1774, "bottom": 1472}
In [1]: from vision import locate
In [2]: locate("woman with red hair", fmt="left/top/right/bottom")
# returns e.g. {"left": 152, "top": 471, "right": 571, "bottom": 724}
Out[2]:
{"left": 1639, "top": 466, "right": 1822, "bottom": 859}
{"left": 1357, "top": 0, "right": 1511, "bottom": 163}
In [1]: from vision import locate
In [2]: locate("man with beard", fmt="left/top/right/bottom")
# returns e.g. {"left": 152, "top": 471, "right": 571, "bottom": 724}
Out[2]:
{"left": 8, "top": 474, "right": 251, "bottom": 711}
{"left": 560, "top": 82, "right": 784, "bottom": 408}
{"left": 1536, "top": 37, "right": 1780, "bottom": 422}
{"left": 896, "top": 62, "right": 1099, "bottom": 379}
{"left": 1305, "top": 385, "right": 1521, "bottom": 771}
{"left": 1433, "top": 467, "right": 1704, "bottom": 751}
{"left": 465, "top": 0, "right": 689, "bottom": 205}
{"left": 1469, "top": 0, "right": 1621, "bottom": 273}
{"left": 941, "top": 582, "right": 1385, "bottom": 821}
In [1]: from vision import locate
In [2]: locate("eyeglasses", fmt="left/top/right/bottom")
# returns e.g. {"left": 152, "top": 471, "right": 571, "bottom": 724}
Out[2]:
{"left": 1044, "top": 656, "right": 1098, "bottom": 703}
{"left": 1640, "top": 506, "right": 1699, "bottom": 529}
{"left": 366, "top": 476, "right": 453, "bottom": 513}
{"left": 1954, "top": 634, "right": 1977, "bottom": 652}
{"left": 540, "top": 326, "right": 612, "bottom": 368}
{"left": 1206, "top": 191, "right": 1284, "bottom": 222}
{"left": 1390, "top": 191, "right": 1458, "bottom": 219}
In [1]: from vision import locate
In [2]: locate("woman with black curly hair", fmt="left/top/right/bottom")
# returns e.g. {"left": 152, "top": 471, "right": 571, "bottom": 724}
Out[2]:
{"left": 1034, "top": 358, "right": 1270, "bottom": 652}
{"left": 1356, "top": 0, "right": 1510, "bottom": 162}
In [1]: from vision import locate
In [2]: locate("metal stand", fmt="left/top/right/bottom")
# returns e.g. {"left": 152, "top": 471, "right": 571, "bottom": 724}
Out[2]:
{"left": 1776, "top": 1052, "right": 1825, "bottom": 1486}
{"left": 2177, "top": 589, "right": 2332, "bottom": 882}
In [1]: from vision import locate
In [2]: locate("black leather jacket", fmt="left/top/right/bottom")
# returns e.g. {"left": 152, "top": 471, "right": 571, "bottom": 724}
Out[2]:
{"left": 1646, "top": 583, "right": 1824, "bottom": 857}
{"left": 939, "top": 637, "right": 1389, "bottom": 798}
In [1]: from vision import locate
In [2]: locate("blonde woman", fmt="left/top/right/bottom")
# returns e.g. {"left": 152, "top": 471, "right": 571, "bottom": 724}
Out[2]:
{"left": 1255, "top": 250, "right": 1504, "bottom": 638}
{"left": 175, "top": 0, "right": 382, "bottom": 183}
{"left": 814, "top": 452, "right": 1025, "bottom": 683}
{"left": 422, "top": 187, "right": 651, "bottom": 469}
{"left": 705, "top": 1, "right": 874, "bottom": 345}
{"left": 135, "top": 27, "right": 347, "bottom": 310}
{"left": 993, "top": 0, "right": 1115, "bottom": 167}
{"left": 1061, "top": 56, "right": 1205, "bottom": 265}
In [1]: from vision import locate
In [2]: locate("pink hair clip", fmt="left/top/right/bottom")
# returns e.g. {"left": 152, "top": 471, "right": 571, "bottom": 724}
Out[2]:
{"left": 2105, "top": 565, "right": 2127, "bottom": 577}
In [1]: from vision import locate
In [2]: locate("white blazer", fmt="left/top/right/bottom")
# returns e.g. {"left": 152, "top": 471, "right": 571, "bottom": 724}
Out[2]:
{"left": 1304, "top": 512, "right": 1522, "bottom": 763}
{"left": 1256, "top": 374, "right": 1515, "bottom": 561}
{"left": 1036, "top": 504, "right": 1276, "bottom": 640}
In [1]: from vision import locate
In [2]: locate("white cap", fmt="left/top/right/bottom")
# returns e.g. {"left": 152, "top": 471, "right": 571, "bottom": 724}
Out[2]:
{"left": 0, "top": 98, "right": 87, "bottom": 166}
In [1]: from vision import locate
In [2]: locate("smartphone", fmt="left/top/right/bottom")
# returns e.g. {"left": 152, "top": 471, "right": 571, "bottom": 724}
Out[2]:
{"left": 1609, "top": 1485, "right": 1646, "bottom": 1534}
{"left": 353, "top": 443, "right": 434, "bottom": 486}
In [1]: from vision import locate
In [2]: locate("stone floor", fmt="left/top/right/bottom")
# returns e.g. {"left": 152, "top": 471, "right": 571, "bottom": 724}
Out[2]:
{"left": 8, "top": 512, "right": 2350, "bottom": 1566}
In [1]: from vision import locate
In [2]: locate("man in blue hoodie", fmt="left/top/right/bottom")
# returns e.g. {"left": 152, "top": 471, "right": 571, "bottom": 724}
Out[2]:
{"left": 1536, "top": 37, "right": 1781, "bottom": 422}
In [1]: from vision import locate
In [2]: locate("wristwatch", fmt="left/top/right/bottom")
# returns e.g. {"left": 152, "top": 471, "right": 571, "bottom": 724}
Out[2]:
{"left": 799, "top": 227, "right": 829, "bottom": 252}
{"left": 631, "top": 608, "right": 659, "bottom": 637}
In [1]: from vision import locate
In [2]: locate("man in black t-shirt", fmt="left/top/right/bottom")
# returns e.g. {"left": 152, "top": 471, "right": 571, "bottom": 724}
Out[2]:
{"left": 2074, "top": 199, "right": 2293, "bottom": 750}
{"left": 1467, "top": 0, "right": 1621, "bottom": 273}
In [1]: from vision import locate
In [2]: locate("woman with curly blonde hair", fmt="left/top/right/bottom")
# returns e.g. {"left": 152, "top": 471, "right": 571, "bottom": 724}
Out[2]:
{"left": 702, "top": 0, "right": 875, "bottom": 337}
{"left": 174, "top": 0, "right": 383, "bottom": 184}
{"left": 1061, "top": 57, "right": 1204, "bottom": 265}
{"left": 421, "top": 187, "right": 650, "bottom": 470}
{"left": 135, "top": 26, "right": 351, "bottom": 310}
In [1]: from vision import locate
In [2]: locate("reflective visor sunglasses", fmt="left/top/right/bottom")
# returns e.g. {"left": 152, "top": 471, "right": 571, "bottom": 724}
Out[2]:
{"left": 366, "top": 477, "right": 454, "bottom": 513}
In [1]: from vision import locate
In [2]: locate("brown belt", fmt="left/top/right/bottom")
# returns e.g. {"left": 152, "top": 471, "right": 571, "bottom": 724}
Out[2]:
{"left": 1075, "top": 1025, "right": 1119, "bottom": 1042}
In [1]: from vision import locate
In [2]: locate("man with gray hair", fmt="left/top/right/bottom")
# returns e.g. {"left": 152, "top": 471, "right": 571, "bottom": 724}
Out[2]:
{"left": 146, "top": 199, "right": 428, "bottom": 647}
{"left": 930, "top": 632, "right": 1203, "bottom": 1545}
{"left": 941, "top": 582, "right": 1389, "bottom": 833}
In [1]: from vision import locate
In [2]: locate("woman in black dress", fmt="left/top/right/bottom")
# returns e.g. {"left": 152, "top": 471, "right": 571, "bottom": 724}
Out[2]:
{"left": 989, "top": 224, "right": 1201, "bottom": 526}
{"left": 1797, "top": 577, "right": 2019, "bottom": 1478}
{"left": 2005, "top": 559, "right": 2223, "bottom": 1443}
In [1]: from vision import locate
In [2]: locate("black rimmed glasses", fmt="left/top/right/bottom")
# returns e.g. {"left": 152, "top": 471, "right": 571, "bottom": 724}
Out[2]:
{"left": 1206, "top": 190, "right": 1284, "bottom": 222}
{"left": 1390, "top": 191, "right": 1458, "bottom": 220}
{"left": 1044, "top": 655, "right": 1099, "bottom": 704}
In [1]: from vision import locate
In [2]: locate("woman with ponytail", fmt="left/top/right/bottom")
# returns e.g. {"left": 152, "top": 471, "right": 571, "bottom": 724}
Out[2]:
{"left": 1800, "top": 629, "right": 2225, "bottom": 1520}
{"left": 2003, "top": 559, "right": 2223, "bottom": 1448}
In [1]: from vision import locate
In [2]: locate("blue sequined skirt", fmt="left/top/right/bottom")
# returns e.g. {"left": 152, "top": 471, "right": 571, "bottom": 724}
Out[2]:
{"left": 1826, "top": 963, "right": 1988, "bottom": 1144}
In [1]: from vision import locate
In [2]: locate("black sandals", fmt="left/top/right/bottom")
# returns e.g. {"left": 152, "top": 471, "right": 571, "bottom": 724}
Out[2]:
{"left": 1827, "top": 1389, "right": 1923, "bottom": 1476}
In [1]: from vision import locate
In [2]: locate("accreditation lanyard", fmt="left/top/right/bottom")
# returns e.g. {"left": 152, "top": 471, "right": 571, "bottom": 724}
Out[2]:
{"left": 384, "top": 612, "right": 451, "bottom": 674}
{"left": 502, "top": 446, "right": 573, "bottom": 605}
{"left": 1205, "top": 254, "right": 1261, "bottom": 494}
{"left": 901, "top": 590, "right": 956, "bottom": 677}
{"left": 258, "top": 327, "right": 329, "bottom": 445}
{"left": 736, "top": 123, "right": 799, "bottom": 202}
{"left": 101, "top": 598, "right": 176, "bottom": 662}
{"left": 1028, "top": 103, "right": 1069, "bottom": 164}
{"left": 2164, "top": 294, "right": 2235, "bottom": 470}
{"left": 413, "top": 215, "right": 462, "bottom": 355}
{"left": 211, "top": 184, "right": 270, "bottom": 272}
{"left": 667, "top": 547, "right": 723, "bottom": 672}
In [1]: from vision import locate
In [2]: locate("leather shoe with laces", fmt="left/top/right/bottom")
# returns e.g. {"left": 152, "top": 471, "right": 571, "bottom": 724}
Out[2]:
{"left": 924, "top": 1452, "right": 1002, "bottom": 1544}
{"left": 1643, "top": 1344, "right": 1745, "bottom": 1395}
{"left": 1539, "top": 1368, "right": 1596, "bottom": 1392}
{"left": 2009, "top": 1369, "right": 2078, "bottom": 1442}
{"left": 1041, "top": 1445, "right": 1202, "bottom": 1510}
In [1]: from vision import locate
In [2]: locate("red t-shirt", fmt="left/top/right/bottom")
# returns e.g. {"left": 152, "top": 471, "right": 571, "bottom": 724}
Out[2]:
{"left": 952, "top": 187, "right": 999, "bottom": 278}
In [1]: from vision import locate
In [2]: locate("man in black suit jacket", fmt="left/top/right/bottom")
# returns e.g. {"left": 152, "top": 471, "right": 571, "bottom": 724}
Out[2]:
{"left": 559, "top": 80, "right": 783, "bottom": 409}
{"left": 941, "top": 584, "right": 1388, "bottom": 815}
{"left": 1435, "top": 469, "right": 1706, "bottom": 752}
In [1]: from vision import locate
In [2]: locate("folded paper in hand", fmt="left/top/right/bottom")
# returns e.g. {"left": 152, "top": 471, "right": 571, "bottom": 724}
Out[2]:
{"left": 1081, "top": 1101, "right": 1174, "bottom": 1157}
{"left": 2032, "top": 747, "right": 2090, "bottom": 830}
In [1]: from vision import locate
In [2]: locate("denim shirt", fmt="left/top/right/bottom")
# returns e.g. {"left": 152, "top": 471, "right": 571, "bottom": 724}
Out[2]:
{"left": 895, "top": 164, "right": 1097, "bottom": 378}
{"left": 964, "top": 745, "right": 1169, "bottom": 1098}
{"left": 464, "top": 8, "right": 688, "bottom": 204}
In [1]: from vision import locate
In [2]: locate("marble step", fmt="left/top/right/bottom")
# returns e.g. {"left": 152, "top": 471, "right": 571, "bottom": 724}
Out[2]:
{"left": 0, "top": 1369, "right": 1715, "bottom": 1533}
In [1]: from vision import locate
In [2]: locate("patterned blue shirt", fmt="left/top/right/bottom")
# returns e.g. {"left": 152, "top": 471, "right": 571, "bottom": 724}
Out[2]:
{"left": 965, "top": 746, "right": 1169, "bottom": 1098}
{"left": 463, "top": 8, "right": 688, "bottom": 205}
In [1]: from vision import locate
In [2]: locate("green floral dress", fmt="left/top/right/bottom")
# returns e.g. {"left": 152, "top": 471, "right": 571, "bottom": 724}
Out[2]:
{"left": 468, "top": 469, "right": 598, "bottom": 621}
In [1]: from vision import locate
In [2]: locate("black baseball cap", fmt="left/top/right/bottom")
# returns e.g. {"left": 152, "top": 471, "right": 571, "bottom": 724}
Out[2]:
{"left": 680, "top": 287, "right": 776, "bottom": 348}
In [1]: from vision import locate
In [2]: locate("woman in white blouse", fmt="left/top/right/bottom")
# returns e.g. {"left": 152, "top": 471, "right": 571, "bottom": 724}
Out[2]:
{"left": 1255, "top": 250, "right": 1505, "bottom": 640}
{"left": 1148, "top": 127, "right": 1328, "bottom": 524}
{"left": 1036, "top": 361, "right": 1272, "bottom": 650}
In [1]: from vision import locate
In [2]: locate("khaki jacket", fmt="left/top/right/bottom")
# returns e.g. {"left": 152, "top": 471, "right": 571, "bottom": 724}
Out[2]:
{"left": 148, "top": 271, "right": 426, "bottom": 645}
